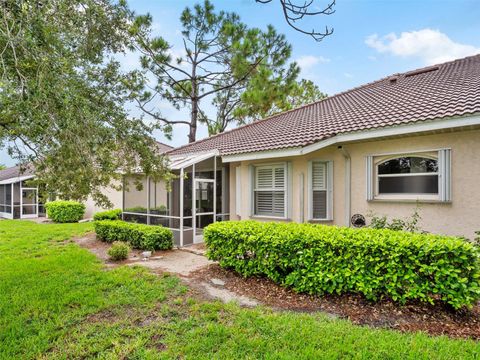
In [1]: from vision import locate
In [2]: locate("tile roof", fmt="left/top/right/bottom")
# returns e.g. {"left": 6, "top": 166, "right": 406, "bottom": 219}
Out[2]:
{"left": 0, "top": 164, "right": 35, "bottom": 182}
{"left": 169, "top": 54, "right": 480, "bottom": 156}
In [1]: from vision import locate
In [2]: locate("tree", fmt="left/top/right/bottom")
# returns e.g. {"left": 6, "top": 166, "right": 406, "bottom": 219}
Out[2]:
{"left": 256, "top": 0, "right": 336, "bottom": 42}
{"left": 201, "top": 24, "right": 304, "bottom": 135}
{"left": 283, "top": 79, "right": 327, "bottom": 110}
{"left": 0, "top": 164, "right": 6, "bottom": 170}
{"left": 132, "top": 0, "right": 298, "bottom": 142}
{"left": 0, "top": 0, "right": 169, "bottom": 207}
{"left": 206, "top": 77, "right": 326, "bottom": 135}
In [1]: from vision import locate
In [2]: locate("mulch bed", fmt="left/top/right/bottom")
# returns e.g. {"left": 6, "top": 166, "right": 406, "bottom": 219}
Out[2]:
{"left": 189, "top": 264, "right": 480, "bottom": 340}
{"left": 70, "top": 232, "right": 171, "bottom": 266}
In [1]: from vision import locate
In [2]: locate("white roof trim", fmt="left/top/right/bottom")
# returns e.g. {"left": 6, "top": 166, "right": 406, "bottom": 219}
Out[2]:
{"left": 0, "top": 175, "right": 35, "bottom": 185}
{"left": 221, "top": 114, "right": 480, "bottom": 162}
{"left": 168, "top": 150, "right": 219, "bottom": 170}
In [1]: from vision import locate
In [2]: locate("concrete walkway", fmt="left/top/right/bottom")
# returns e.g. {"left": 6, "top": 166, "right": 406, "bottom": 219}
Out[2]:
{"left": 72, "top": 233, "right": 259, "bottom": 307}
{"left": 127, "top": 250, "right": 213, "bottom": 276}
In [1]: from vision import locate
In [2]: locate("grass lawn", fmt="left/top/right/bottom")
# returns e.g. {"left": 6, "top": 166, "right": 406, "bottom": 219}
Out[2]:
{"left": 0, "top": 220, "right": 479, "bottom": 359}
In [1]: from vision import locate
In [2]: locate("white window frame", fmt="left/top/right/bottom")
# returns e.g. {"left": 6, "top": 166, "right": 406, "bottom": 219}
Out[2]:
{"left": 253, "top": 163, "right": 287, "bottom": 219}
{"left": 308, "top": 160, "right": 333, "bottom": 221}
{"left": 235, "top": 166, "right": 242, "bottom": 217}
{"left": 367, "top": 149, "right": 451, "bottom": 202}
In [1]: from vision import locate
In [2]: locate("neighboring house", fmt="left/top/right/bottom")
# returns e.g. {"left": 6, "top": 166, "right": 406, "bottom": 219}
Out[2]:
{"left": 124, "top": 54, "right": 480, "bottom": 246}
{"left": 85, "top": 141, "right": 174, "bottom": 218}
{"left": 0, "top": 142, "right": 173, "bottom": 220}
{"left": 0, "top": 165, "right": 41, "bottom": 219}
{"left": 0, "top": 163, "right": 121, "bottom": 220}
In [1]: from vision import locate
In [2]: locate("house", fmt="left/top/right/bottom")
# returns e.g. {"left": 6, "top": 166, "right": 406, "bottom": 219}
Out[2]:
{"left": 0, "top": 163, "right": 121, "bottom": 220}
{"left": 123, "top": 54, "right": 480, "bottom": 246}
{"left": 0, "top": 165, "right": 42, "bottom": 219}
{"left": 0, "top": 142, "right": 173, "bottom": 220}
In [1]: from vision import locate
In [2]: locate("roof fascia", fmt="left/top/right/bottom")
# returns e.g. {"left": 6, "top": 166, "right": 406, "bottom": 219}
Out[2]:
{"left": 168, "top": 150, "right": 219, "bottom": 170}
{"left": 0, "top": 175, "right": 35, "bottom": 185}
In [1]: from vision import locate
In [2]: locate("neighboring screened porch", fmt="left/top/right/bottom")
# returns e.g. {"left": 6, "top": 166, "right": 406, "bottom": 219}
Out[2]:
{"left": 0, "top": 176, "right": 44, "bottom": 219}
{"left": 122, "top": 151, "right": 230, "bottom": 247}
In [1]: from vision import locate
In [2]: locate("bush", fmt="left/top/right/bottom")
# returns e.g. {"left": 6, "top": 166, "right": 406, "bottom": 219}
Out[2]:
{"left": 107, "top": 241, "right": 130, "bottom": 261}
{"left": 204, "top": 221, "right": 480, "bottom": 309}
{"left": 93, "top": 209, "right": 122, "bottom": 221}
{"left": 94, "top": 220, "right": 173, "bottom": 251}
{"left": 474, "top": 231, "right": 480, "bottom": 247}
{"left": 368, "top": 207, "right": 422, "bottom": 232}
{"left": 45, "top": 200, "right": 85, "bottom": 223}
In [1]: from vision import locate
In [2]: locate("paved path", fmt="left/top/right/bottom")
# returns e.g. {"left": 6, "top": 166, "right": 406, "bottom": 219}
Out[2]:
{"left": 73, "top": 233, "right": 259, "bottom": 307}
{"left": 127, "top": 250, "right": 213, "bottom": 276}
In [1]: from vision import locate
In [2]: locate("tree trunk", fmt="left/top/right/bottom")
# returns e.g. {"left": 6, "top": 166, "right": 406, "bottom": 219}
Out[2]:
{"left": 189, "top": 65, "right": 198, "bottom": 143}
{"left": 189, "top": 99, "right": 198, "bottom": 143}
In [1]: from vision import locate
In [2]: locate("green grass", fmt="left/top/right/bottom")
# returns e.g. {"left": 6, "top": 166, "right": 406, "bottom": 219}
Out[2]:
{"left": 0, "top": 220, "right": 479, "bottom": 359}
{"left": 0, "top": 220, "right": 184, "bottom": 359}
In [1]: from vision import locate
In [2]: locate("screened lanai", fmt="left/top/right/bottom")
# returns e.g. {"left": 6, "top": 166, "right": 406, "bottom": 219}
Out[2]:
{"left": 122, "top": 151, "right": 230, "bottom": 247}
{"left": 0, "top": 166, "right": 44, "bottom": 219}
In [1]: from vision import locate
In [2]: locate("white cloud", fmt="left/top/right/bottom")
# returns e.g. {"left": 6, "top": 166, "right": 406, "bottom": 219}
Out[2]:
{"left": 343, "top": 72, "right": 353, "bottom": 79}
{"left": 295, "top": 55, "right": 330, "bottom": 71}
{"left": 365, "top": 29, "right": 480, "bottom": 65}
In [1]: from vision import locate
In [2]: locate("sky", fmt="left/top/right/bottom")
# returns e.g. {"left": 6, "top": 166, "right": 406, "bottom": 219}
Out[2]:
{"left": 1, "top": 0, "right": 480, "bottom": 166}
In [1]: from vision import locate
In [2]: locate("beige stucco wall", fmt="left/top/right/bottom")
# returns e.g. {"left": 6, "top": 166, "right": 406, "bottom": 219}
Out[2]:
{"left": 83, "top": 176, "right": 168, "bottom": 219}
{"left": 123, "top": 176, "right": 168, "bottom": 211}
{"left": 230, "top": 128, "right": 480, "bottom": 239}
{"left": 83, "top": 181, "right": 123, "bottom": 219}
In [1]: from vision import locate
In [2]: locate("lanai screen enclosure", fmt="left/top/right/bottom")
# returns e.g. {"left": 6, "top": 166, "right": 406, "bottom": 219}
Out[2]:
{"left": 122, "top": 151, "right": 230, "bottom": 246}
{"left": 0, "top": 173, "right": 43, "bottom": 219}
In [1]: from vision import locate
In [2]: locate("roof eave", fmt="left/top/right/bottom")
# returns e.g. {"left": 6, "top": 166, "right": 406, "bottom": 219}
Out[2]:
{"left": 0, "top": 175, "right": 35, "bottom": 185}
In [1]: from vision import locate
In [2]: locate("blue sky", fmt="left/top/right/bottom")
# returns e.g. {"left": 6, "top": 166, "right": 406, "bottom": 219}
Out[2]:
{"left": 2, "top": 0, "right": 479, "bottom": 166}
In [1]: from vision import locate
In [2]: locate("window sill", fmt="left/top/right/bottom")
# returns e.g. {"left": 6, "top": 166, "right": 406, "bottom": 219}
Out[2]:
{"left": 250, "top": 215, "right": 291, "bottom": 222}
{"left": 369, "top": 198, "right": 451, "bottom": 204}
{"left": 308, "top": 219, "right": 334, "bottom": 223}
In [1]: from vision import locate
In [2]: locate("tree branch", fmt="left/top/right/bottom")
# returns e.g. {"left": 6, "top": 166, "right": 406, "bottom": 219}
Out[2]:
{"left": 256, "top": 0, "right": 335, "bottom": 42}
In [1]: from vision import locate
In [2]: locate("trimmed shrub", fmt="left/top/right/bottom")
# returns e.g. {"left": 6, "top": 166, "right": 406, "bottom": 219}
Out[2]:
{"left": 93, "top": 209, "right": 122, "bottom": 221}
{"left": 204, "top": 221, "right": 480, "bottom": 309}
{"left": 94, "top": 220, "right": 173, "bottom": 251}
{"left": 108, "top": 241, "right": 130, "bottom": 261}
{"left": 45, "top": 200, "right": 85, "bottom": 223}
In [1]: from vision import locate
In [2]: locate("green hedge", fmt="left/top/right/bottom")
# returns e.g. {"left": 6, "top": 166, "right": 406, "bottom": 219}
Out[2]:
{"left": 94, "top": 220, "right": 173, "bottom": 251}
{"left": 93, "top": 209, "right": 122, "bottom": 221}
{"left": 204, "top": 221, "right": 480, "bottom": 309}
{"left": 45, "top": 200, "right": 85, "bottom": 223}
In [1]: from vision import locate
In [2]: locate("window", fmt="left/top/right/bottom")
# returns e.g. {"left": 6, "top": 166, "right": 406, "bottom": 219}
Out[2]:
{"left": 366, "top": 149, "right": 451, "bottom": 201}
{"left": 378, "top": 156, "right": 438, "bottom": 194}
{"left": 308, "top": 161, "right": 333, "bottom": 220}
{"left": 0, "top": 184, "right": 12, "bottom": 215}
{"left": 253, "top": 164, "right": 286, "bottom": 218}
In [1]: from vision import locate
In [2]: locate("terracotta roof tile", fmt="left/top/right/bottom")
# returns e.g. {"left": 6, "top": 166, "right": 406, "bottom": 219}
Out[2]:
{"left": 169, "top": 54, "right": 480, "bottom": 156}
